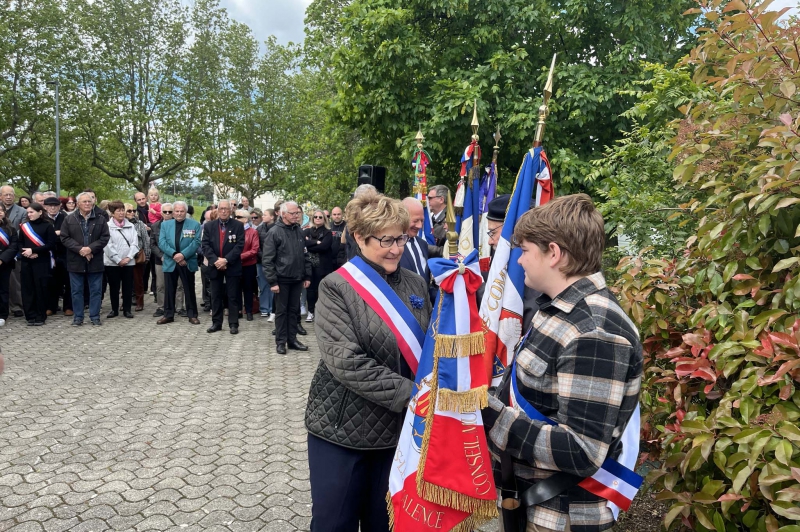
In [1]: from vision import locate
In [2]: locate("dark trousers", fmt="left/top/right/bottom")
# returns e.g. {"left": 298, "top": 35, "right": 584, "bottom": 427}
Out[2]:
{"left": 200, "top": 263, "right": 211, "bottom": 307}
{"left": 22, "top": 261, "right": 50, "bottom": 322}
{"left": 0, "top": 267, "right": 11, "bottom": 319}
{"left": 144, "top": 257, "right": 156, "bottom": 292}
{"left": 48, "top": 262, "right": 72, "bottom": 313}
{"left": 307, "top": 268, "right": 327, "bottom": 314}
{"left": 210, "top": 275, "right": 240, "bottom": 328}
{"left": 133, "top": 262, "right": 146, "bottom": 309}
{"left": 106, "top": 266, "right": 134, "bottom": 313}
{"left": 164, "top": 266, "right": 197, "bottom": 319}
{"left": 307, "top": 434, "right": 394, "bottom": 532}
{"left": 275, "top": 281, "right": 302, "bottom": 345}
{"left": 238, "top": 264, "right": 257, "bottom": 317}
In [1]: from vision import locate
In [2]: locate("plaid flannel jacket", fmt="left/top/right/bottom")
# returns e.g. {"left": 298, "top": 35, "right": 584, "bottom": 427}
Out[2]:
{"left": 485, "top": 272, "right": 643, "bottom": 532}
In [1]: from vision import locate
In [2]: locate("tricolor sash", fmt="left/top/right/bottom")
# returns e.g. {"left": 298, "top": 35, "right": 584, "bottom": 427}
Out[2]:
{"left": 338, "top": 256, "right": 425, "bottom": 373}
{"left": 0, "top": 227, "right": 9, "bottom": 247}
{"left": 20, "top": 222, "right": 54, "bottom": 268}
{"left": 509, "top": 354, "right": 643, "bottom": 514}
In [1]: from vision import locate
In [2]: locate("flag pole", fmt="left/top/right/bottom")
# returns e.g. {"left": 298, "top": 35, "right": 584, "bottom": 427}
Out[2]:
{"left": 413, "top": 126, "right": 428, "bottom": 206}
{"left": 533, "top": 54, "right": 556, "bottom": 148}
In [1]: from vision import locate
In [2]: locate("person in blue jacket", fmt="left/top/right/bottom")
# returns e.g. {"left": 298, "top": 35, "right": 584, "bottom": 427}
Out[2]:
{"left": 156, "top": 201, "right": 202, "bottom": 325}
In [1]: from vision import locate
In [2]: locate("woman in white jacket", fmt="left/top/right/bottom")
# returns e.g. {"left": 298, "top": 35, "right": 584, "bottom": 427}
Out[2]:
{"left": 104, "top": 201, "right": 139, "bottom": 319}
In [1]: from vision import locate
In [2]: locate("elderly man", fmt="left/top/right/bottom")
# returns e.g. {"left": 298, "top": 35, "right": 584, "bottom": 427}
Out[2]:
{"left": 256, "top": 208, "right": 275, "bottom": 319}
{"left": 241, "top": 197, "right": 253, "bottom": 213}
{"left": 43, "top": 196, "right": 72, "bottom": 316}
{"left": 31, "top": 192, "right": 46, "bottom": 204}
{"left": 1, "top": 185, "right": 26, "bottom": 317}
{"left": 399, "top": 197, "right": 431, "bottom": 280}
{"left": 157, "top": 201, "right": 202, "bottom": 325}
{"left": 60, "top": 192, "right": 110, "bottom": 326}
{"left": 427, "top": 184, "right": 449, "bottom": 247}
{"left": 262, "top": 201, "right": 311, "bottom": 354}
{"left": 200, "top": 199, "right": 245, "bottom": 334}
{"left": 151, "top": 203, "right": 184, "bottom": 317}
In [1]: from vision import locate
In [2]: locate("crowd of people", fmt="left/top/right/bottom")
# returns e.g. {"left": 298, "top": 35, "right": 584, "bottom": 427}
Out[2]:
{"left": 0, "top": 181, "right": 643, "bottom": 532}
{"left": 0, "top": 185, "right": 350, "bottom": 352}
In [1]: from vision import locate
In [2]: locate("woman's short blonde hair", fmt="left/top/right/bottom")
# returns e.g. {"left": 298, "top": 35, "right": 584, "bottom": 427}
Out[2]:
{"left": 123, "top": 203, "right": 135, "bottom": 213}
{"left": 345, "top": 191, "right": 409, "bottom": 238}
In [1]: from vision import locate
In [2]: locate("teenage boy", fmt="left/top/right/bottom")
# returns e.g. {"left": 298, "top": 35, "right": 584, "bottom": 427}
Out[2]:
{"left": 482, "top": 194, "right": 643, "bottom": 532}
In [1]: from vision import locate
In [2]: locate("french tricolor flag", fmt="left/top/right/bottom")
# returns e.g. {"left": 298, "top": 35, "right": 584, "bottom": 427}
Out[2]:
{"left": 479, "top": 147, "right": 552, "bottom": 386}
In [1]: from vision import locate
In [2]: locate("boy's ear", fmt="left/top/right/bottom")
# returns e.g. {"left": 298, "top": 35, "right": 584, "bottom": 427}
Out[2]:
{"left": 549, "top": 242, "right": 567, "bottom": 270}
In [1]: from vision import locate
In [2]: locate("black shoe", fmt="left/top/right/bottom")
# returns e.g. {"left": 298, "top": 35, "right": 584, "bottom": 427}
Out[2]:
{"left": 13, "top": 310, "right": 23, "bottom": 318}
{"left": 207, "top": 324, "right": 222, "bottom": 333}
{"left": 27, "top": 320, "right": 35, "bottom": 326}
{"left": 91, "top": 319, "right": 102, "bottom": 326}
{"left": 153, "top": 308, "right": 164, "bottom": 317}
{"left": 230, "top": 326, "right": 239, "bottom": 335}
{"left": 202, "top": 304, "right": 211, "bottom": 312}
{"left": 297, "top": 324, "right": 307, "bottom": 336}
{"left": 178, "top": 309, "right": 188, "bottom": 317}
{"left": 246, "top": 313, "right": 253, "bottom": 321}
{"left": 287, "top": 341, "right": 308, "bottom": 351}
{"left": 272, "top": 329, "right": 276, "bottom": 336}
{"left": 123, "top": 312, "right": 134, "bottom": 319}
{"left": 34, "top": 321, "right": 45, "bottom": 326}
{"left": 72, "top": 320, "right": 83, "bottom": 327}
{"left": 107, "top": 311, "right": 118, "bottom": 318}
{"left": 276, "top": 344, "right": 287, "bottom": 355}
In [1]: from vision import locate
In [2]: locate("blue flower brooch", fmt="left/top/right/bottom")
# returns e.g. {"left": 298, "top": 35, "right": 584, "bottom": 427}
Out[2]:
{"left": 409, "top": 294, "right": 424, "bottom": 309}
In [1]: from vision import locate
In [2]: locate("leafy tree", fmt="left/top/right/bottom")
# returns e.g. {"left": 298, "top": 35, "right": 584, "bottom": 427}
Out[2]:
{"left": 309, "top": 0, "right": 699, "bottom": 194}
{"left": 613, "top": 2, "right": 800, "bottom": 529}
{"left": 68, "top": 0, "right": 198, "bottom": 192}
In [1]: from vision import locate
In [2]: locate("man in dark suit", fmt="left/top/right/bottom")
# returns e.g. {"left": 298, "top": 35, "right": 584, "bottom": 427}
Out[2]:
{"left": 200, "top": 199, "right": 245, "bottom": 334}
{"left": 427, "top": 185, "right": 449, "bottom": 247}
{"left": 400, "top": 198, "right": 438, "bottom": 303}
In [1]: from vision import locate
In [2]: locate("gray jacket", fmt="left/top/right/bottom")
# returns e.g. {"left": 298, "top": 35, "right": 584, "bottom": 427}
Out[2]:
{"left": 305, "top": 253, "right": 432, "bottom": 449}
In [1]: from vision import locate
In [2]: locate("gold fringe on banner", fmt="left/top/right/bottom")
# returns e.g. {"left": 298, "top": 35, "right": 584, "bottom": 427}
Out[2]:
{"left": 386, "top": 491, "right": 396, "bottom": 531}
{"left": 418, "top": 480, "right": 499, "bottom": 518}
{"left": 433, "top": 332, "right": 485, "bottom": 358}
{"left": 437, "top": 386, "right": 488, "bottom": 413}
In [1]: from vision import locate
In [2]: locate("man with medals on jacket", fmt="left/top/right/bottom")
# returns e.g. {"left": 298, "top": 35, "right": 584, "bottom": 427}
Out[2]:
{"left": 157, "top": 201, "right": 202, "bottom": 326}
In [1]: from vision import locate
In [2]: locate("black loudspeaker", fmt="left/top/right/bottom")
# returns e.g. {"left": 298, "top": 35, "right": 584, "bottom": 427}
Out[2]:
{"left": 357, "top": 165, "right": 386, "bottom": 193}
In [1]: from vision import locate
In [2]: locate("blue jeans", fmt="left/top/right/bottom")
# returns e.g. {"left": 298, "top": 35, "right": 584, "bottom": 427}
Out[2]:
{"left": 69, "top": 271, "right": 103, "bottom": 322}
{"left": 256, "top": 264, "right": 273, "bottom": 314}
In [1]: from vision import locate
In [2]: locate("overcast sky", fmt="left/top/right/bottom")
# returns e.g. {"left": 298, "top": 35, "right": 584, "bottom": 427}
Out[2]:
{"left": 218, "top": 0, "right": 312, "bottom": 45}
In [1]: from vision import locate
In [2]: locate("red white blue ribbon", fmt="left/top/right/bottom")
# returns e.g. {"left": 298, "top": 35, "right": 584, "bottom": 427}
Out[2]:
{"left": 0, "top": 227, "right": 9, "bottom": 247}
{"left": 20, "top": 222, "right": 54, "bottom": 268}
{"left": 509, "top": 357, "right": 642, "bottom": 513}
{"left": 338, "top": 256, "right": 425, "bottom": 373}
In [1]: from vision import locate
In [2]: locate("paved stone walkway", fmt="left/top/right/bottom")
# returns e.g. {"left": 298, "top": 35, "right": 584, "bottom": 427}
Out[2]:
{"left": 0, "top": 299, "right": 317, "bottom": 532}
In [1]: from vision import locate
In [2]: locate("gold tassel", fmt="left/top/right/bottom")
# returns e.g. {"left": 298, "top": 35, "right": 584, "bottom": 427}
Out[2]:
{"left": 433, "top": 332, "right": 485, "bottom": 358}
{"left": 417, "top": 480, "right": 500, "bottom": 517}
{"left": 415, "top": 352, "right": 440, "bottom": 497}
{"left": 437, "top": 386, "right": 489, "bottom": 413}
{"left": 386, "top": 491, "right": 396, "bottom": 531}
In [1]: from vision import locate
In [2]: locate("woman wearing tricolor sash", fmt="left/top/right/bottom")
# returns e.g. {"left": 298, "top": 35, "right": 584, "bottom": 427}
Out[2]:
{"left": 482, "top": 195, "right": 643, "bottom": 532}
{"left": 0, "top": 204, "right": 20, "bottom": 327}
{"left": 305, "top": 191, "right": 432, "bottom": 532}
{"left": 18, "top": 203, "right": 57, "bottom": 326}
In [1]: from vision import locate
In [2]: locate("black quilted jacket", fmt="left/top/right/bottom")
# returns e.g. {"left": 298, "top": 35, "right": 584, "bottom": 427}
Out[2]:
{"left": 305, "top": 253, "right": 432, "bottom": 450}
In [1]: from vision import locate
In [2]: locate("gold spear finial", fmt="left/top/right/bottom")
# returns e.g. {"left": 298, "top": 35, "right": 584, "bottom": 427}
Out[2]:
{"left": 533, "top": 54, "right": 557, "bottom": 147}
{"left": 444, "top": 189, "right": 458, "bottom": 257}
{"left": 415, "top": 125, "right": 424, "bottom": 150}
{"left": 471, "top": 99, "right": 479, "bottom": 142}
{"left": 493, "top": 125, "right": 501, "bottom": 161}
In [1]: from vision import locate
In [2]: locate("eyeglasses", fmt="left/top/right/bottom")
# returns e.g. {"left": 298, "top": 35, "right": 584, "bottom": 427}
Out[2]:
{"left": 487, "top": 227, "right": 501, "bottom": 238}
{"left": 162, "top": 210, "right": 173, "bottom": 214}
{"left": 236, "top": 216, "right": 248, "bottom": 219}
{"left": 66, "top": 201, "right": 75, "bottom": 204}
{"left": 251, "top": 215, "right": 259, "bottom": 218}
{"left": 287, "top": 211, "right": 302, "bottom": 216}
{"left": 125, "top": 209, "right": 135, "bottom": 213}
{"left": 366, "top": 234, "right": 410, "bottom": 248}
{"left": 427, "top": 194, "right": 441, "bottom": 200}
{"left": 313, "top": 215, "right": 323, "bottom": 219}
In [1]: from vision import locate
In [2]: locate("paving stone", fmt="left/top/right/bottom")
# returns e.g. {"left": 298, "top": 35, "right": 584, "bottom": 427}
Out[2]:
{"left": 0, "top": 293, "right": 327, "bottom": 531}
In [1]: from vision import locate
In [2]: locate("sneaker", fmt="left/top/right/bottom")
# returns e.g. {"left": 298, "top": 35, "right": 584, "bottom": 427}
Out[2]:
{"left": 267, "top": 314, "right": 275, "bottom": 323}
{"left": 178, "top": 309, "right": 187, "bottom": 317}
{"left": 261, "top": 311, "right": 269, "bottom": 318}
{"left": 0, "top": 318, "right": 5, "bottom": 327}
{"left": 306, "top": 312, "right": 314, "bottom": 322}
{"left": 72, "top": 320, "right": 83, "bottom": 327}
{"left": 153, "top": 308, "right": 164, "bottom": 317}
{"left": 300, "top": 305, "right": 307, "bottom": 316}
{"left": 91, "top": 319, "right": 102, "bottom": 326}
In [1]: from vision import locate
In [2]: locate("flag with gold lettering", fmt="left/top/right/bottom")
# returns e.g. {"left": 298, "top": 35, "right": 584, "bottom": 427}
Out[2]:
{"left": 416, "top": 250, "right": 497, "bottom": 527}
{"left": 389, "top": 309, "right": 474, "bottom": 531}
{"left": 479, "top": 147, "right": 553, "bottom": 387}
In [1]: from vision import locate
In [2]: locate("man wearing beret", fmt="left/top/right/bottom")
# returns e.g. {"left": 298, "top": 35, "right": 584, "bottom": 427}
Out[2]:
{"left": 43, "top": 196, "right": 72, "bottom": 317}
{"left": 486, "top": 194, "right": 541, "bottom": 331}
